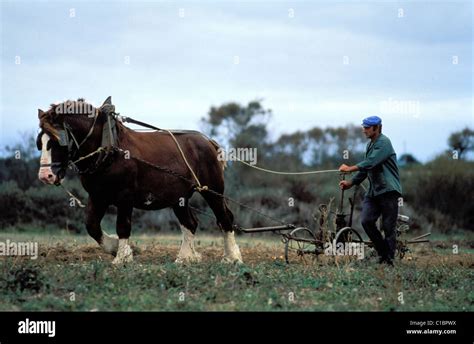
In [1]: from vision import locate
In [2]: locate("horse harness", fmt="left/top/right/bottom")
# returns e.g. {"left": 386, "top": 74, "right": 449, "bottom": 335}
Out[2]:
{"left": 42, "top": 105, "right": 209, "bottom": 191}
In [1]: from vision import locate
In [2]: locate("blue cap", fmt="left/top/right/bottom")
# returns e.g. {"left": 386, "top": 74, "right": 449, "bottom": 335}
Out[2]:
{"left": 362, "top": 116, "right": 382, "bottom": 128}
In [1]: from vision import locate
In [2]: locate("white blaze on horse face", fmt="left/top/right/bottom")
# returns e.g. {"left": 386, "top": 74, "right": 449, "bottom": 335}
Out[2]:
{"left": 222, "top": 231, "right": 243, "bottom": 263}
{"left": 38, "top": 133, "right": 57, "bottom": 184}
{"left": 175, "top": 225, "right": 202, "bottom": 263}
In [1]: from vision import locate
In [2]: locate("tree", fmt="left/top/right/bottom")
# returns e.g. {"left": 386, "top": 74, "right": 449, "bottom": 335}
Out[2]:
{"left": 199, "top": 100, "right": 273, "bottom": 193}
{"left": 273, "top": 131, "right": 308, "bottom": 167}
{"left": 398, "top": 153, "right": 420, "bottom": 167}
{"left": 307, "top": 125, "right": 366, "bottom": 167}
{"left": 200, "top": 100, "right": 271, "bottom": 149}
{"left": 448, "top": 127, "right": 474, "bottom": 160}
{"left": 0, "top": 131, "right": 41, "bottom": 190}
{"left": 2, "top": 130, "right": 39, "bottom": 161}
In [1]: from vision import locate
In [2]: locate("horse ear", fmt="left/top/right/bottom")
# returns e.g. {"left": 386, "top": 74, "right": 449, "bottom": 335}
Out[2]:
{"left": 38, "top": 109, "right": 45, "bottom": 119}
{"left": 102, "top": 96, "right": 112, "bottom": 106}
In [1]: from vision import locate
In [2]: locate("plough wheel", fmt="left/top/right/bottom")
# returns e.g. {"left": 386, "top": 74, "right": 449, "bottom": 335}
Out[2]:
{"left": 334, "top": 226, "right": 364, "bottom": 244}
{"left": 335, "top": 227, "right": 378, "bottom": 260}
{"left": 284, "top": 227, "right": 318, "bottom": 264}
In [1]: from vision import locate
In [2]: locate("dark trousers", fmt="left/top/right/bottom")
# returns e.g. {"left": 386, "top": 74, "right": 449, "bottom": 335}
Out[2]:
{"left": 360, "top": 191, "right": 400, "bottom": 260}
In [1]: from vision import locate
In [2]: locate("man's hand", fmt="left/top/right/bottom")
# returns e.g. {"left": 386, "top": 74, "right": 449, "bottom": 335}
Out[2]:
{"left": 339, "top": 180, "right": 353, "bottom": 190}
{"left": 339, "top": 164, "right": 357, "bottom": 172}
{"left": 339, "top": 164, "right": 354, "bottom": 172}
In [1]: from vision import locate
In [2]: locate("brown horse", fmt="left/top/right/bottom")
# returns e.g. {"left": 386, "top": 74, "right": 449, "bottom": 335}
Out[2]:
{"left": 37, "top": 97, "right": 242, "bottom": 265}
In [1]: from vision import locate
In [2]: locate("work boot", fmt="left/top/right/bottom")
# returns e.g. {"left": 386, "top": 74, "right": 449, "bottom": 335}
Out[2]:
{"left": 378, "top": 256, "right": 394, "bottom": 266}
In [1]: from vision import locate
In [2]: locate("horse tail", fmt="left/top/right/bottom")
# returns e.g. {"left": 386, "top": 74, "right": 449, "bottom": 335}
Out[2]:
{"left": 208, "top": 138, "right": 227, "bottom": 171}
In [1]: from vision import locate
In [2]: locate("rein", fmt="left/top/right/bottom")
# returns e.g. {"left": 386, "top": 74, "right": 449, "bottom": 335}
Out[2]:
{"left": 54, "top": 112, "right": 349, "bottom": 228}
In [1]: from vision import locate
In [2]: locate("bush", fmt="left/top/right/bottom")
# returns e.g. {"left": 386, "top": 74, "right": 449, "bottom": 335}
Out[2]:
{"left": 401, "top": 156, "right": 474, "bottom": 232}
{"left": 25, "top": 185, "right": 86, "bottom": 231}
{"left": 0, "top": 181, "right": 34, "bottom": 226}
{"left": 0, "top": 179, "right": 89, "bottom": 231}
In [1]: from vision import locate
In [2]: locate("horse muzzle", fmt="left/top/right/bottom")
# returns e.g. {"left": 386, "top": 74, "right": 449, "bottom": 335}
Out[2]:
{"left": 38, "top": 163, "right": 64, "bottom": 185}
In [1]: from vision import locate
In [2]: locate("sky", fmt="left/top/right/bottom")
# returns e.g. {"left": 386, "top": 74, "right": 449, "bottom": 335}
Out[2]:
{"left": 0, "top": 0, "right": 472, "bottom": 162}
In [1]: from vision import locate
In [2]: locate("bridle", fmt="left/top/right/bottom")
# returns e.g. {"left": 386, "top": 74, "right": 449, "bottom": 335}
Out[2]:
{"left": 39, "top": 110, "right": 102, "bottom": 180}
{"left": 62, "top": 111, "right": 100, "bottom": 161}
{"left": 39, "top": 102, "right": 210, "bottom": 195}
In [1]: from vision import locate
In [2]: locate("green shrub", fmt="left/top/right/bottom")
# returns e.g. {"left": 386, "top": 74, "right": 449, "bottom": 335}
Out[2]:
{"left": 0, "top": 181, "right": 34, "bottom": 226}
{"left": 401, "top": 157, "right": 474, "bottom": 232}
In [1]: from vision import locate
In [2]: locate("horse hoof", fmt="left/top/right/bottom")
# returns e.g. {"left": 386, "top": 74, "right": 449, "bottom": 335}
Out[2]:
{"left": 112, "top": 245, "right": 133, "bottom": 265}
{"left": 221, "top": 256, "right": 244, "bottom": 264}
{"left": 174, "top": 253, "right": 202, "bottom": 264}
{"left": 101, "top": 233, "right": 119, "bottom": 256}
{"left": 112, "top": 255, "right": 133, "bottom": 265}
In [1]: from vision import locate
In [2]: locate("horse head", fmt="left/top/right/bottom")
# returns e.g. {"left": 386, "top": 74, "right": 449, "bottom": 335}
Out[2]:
{"left": 37, "top": 96, "right": 114, "bottom": 185}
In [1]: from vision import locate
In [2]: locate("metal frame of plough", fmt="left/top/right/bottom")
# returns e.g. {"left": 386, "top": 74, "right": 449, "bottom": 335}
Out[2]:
{"left": 239, "top": 173, "right": 431, "bottom": 264}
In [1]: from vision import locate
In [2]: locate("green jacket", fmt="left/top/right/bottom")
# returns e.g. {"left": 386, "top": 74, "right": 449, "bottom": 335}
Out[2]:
{"left": 351, "top": 133, "right": 402, "bottom": 197}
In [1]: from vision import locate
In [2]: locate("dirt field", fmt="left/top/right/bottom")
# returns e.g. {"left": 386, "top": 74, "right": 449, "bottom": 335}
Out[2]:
{"left": 0, "top": 231, "right": 473, "bottom": 311}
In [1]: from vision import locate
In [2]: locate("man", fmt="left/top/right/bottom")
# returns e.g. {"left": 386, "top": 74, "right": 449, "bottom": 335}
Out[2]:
{"left": 338, "top": 116, "right": 402, "bottom": 265}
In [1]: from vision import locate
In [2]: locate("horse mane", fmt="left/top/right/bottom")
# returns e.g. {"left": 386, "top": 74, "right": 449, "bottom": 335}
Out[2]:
{"left": 39, "top": 105, "right": 60, "bottom": 139}
{"left": 39, "top": 98, "right": 99, "bottom": 139}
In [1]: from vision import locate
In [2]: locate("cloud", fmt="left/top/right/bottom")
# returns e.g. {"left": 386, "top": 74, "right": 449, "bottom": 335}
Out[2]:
{"left": 0, "top": 1, "right": 471, "bottom": 162}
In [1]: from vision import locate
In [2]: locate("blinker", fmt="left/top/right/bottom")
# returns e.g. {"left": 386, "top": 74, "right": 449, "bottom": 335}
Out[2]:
{"left": 57, "top": 130, "right": 69, "bottom": 146}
